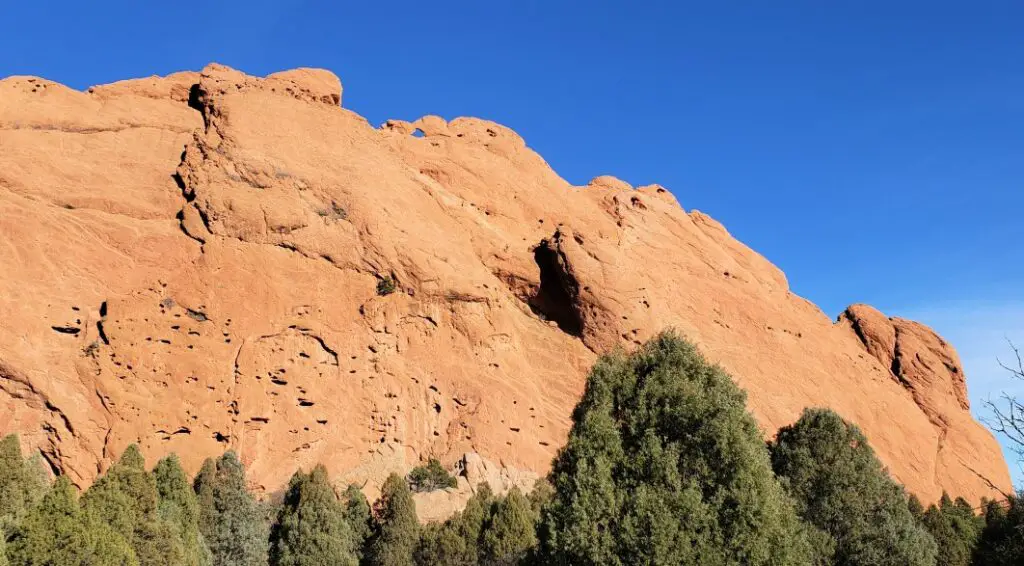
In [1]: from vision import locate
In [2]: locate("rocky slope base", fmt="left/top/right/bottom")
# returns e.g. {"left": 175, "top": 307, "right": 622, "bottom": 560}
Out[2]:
{"left": 0, "top": 64, "right": 1010, "bottom": 505}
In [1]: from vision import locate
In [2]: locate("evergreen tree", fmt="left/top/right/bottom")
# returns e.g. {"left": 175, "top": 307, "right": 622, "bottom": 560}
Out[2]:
{"left": 908, "top": 494, "right": 926, "bottom": 521}
{"left": 270, "top": 465, "right": 359, "bottom": 566}
{"left": 83, "top": 445, "right": 185, "bottom": 566}
{"left": 7, "top": 475, "right": 138, "bottom": 565}
{"left": 538, "top": 332, "right": 814, "bottom": 565}
{"left": 0, "top": 434, "right": 47, "bottom": 530}
{"left": 88, "top": 446, "right": 187, "bottom": 565}
{"left": 415, "top": 483, "right": 494, "bottom": 566}
{"left": 480, "top": 487, "right": 537, "bottom": 566}
{"left": 193, "top": 452, "right": 269, "bottom": 566}
{"left": 921, "top": 493, "right": 982, "bottom": 566}
{"left": 407, "top": 458, "right": 458, "bottom": 492}
{"left": 155, "top": 455, "right": 213, "bottom": 566}
{"left": 341, "top": 484, "right": 372, "bottom": 552}
{"left": 770, "top": 408, "right": 938, "bottom": 566}
{"left": 974, "top": 493, "right": 1024, "bottom": 566}
{"left": 368, "top": 473, "right": 420, "bottom": 566}
{"left": 526, "top": 479, "right": 554, "bottom": 517}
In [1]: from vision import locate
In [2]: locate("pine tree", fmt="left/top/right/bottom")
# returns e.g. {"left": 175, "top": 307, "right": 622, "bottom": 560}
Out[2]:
{"left": 193, "top": 452, "right": 269, "bottom": 566}
{"left": 155, "top": 455, "right": 213, "bottom": 566}
{"left": 368, "top": 473, "right": 420, "bottom": 566}
{"left": 770, "top": 408, "right": 938, "bottom": 566}
{"left": 538, "top": 332, "right": 814, "bottom": 565}
{"left": 480, "top": 487, "right": 537, "bottom": 566}
{"left": 82, "top": 445, "right": 185, "bottom": 566}
{"left": 921, "top": 493, "right": 982, "bottom": 566}
{"left": 270, "top": 465, "right": 359, "bottom": 566}
{"left": 7, "top": 475, "right": 138, "bottom": 565}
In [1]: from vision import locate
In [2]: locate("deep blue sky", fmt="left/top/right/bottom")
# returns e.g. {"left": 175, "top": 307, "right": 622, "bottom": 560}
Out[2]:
{"left": 3, "top": 2, "right": 1023, "bottom": 479}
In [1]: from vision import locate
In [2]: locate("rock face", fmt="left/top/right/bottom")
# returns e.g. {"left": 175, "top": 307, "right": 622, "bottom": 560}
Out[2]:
{"left": 0, "top": 64, "right": 1011, "bottom": 506}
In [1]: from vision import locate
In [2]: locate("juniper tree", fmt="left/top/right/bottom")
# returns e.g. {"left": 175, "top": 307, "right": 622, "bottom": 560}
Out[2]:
{"left": 407, "top": 458, "right": 458, "bottom": 493}
{"left": 974, "top": 493, "right": 1024, "bottom": 566}
{"left": 368, "top": 473, "right": 419, "bottom": 566}
{"left": 770, "top": 408, "right": 938, "bottom": 566}
{"left": 7, "top": 475, "right": 138, "bottom": 565}
{"left": 270, "top": 465, "right": 359, "bottom": 566}
{"left": 154, "top": 455, "right": 213, "bottom": 566}
{"left": 480, "top": 487, "right": 538, "bottom": 566}
{"left": 83, "top": 445, "right": 185, "bottom": 566}
{"left": 921, "top": 493, "right": 983, "bottom": 566}
{"left": 908, "top": 494, "right": 926, "bottom": 521}
{"left": 0, "top": 434, "right": 47, "bottom": 529}
{"left": 538, "top": 331, "right": 814, "bottom": 565}
{"left": 341, "top": 484, "right": 372, "bottom": 552}
{"left": 414, "top": 483, "right": 494, "bottom": 566}
{"left": 193, "top": 452, "right": 269, "bottom": 566}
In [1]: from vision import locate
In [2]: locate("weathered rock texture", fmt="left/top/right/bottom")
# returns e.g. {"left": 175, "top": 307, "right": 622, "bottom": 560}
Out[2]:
{"left": 0, "top": 64, "right": 1011, "bottom": 506}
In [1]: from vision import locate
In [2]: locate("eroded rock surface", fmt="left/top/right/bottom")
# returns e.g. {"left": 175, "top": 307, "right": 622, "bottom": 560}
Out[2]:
{"left": 0, "top": 64, "right": 1011, "bottom": 506}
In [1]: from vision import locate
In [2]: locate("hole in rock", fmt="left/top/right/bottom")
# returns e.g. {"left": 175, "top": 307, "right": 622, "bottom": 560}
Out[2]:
{"left": 528, "top": 238, "right": 583, "bottom": 337}
{"left": 51, "top": 326, "right": 80, "bottom": 335}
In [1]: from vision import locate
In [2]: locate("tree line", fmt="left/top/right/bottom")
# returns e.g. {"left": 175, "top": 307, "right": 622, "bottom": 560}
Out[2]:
{"left": 0, "top": 332, "right": 1021, "bottom": 565}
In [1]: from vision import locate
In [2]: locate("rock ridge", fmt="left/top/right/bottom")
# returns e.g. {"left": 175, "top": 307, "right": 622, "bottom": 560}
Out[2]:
{"left": 0, "top": 64, "right": 1011, "bottom": 507}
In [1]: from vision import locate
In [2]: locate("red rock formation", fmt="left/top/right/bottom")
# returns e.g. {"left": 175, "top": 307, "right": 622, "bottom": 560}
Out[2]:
{"left": 0, "top": 64, "right": 1011, "bottom": 505}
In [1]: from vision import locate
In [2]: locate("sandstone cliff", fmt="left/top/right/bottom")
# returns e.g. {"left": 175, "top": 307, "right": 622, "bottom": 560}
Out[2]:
{"left": 0, "top": 64, "right": 1011, "bottom": 505}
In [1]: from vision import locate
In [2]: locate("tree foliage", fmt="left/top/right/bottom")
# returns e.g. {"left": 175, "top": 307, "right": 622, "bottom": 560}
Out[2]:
{"left": 7, "top": 475, "right": 138, "bottom": 565}
{"left": 920, "top": 493, "right": 983, "bottom": 566}
{"left": 368, "top": 473, "right": 420, "bottom": 566}
{"left": 155, "top": 455, "right": 213, "bottom": 566}
{"left": 82, "top": 445, "right": 185, "bottom": 566}
{"left": 341, "top": 484, "right": 372, "bottom": 549}
{"left": 770, "top": 408, "right": 938, "bottom": 566}
{"left": 974, "top": 493, "right": 1024, "bottom": 565}
{"left": 0, "top": 434, "right": 47, "bottom": 530}
{"left": 270, "top": 465, "right": 359, "bottom": 566}
{"left": 415, "top": 483, "right": 494, "bottom": 566}
{"left": 480, "top": 487, "right": 537, "bottom": 566}
{"left": 538, "top": 331, "right": 814, "bottom": 565}
{"left": 407, "top": 458, "right": 458, "bottom": 493}
{"left": 193, "top": 452, "right": 269, "bottom": 566}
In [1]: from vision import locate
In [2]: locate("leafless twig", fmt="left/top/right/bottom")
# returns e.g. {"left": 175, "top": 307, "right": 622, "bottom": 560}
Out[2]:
{"left": 983, "top": 339, "right": 1024, "bottom": 475}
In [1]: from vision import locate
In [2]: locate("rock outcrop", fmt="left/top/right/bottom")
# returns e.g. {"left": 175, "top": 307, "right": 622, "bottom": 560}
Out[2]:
{"left": 0, "top": 64, "right": 1011, "bottom": 506}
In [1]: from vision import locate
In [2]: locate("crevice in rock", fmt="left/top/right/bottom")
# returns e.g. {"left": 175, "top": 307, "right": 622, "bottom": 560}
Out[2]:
{"left": 38, "top": 448, "right": 62, "bottom": 478}
{"left": 528, "top": 234, "right": 583, "bottom": 337}
{"left": 844, "top": 308, "right": 872, "bottom": 352}
{"left": 96, "top": 321, "right": 109, "bottom": 345}
{"left": 890, "top": 325, "right": 912, "bottom": 388}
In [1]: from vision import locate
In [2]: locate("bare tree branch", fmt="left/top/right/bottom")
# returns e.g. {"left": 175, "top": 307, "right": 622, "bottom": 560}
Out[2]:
{"left": 984, "top": 339, "right": 1024, "bottom": 476}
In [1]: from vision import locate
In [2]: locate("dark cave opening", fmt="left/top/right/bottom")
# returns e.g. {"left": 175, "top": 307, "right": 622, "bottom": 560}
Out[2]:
{"left": 528, "top": 238, "right": 584, "bottom": 337}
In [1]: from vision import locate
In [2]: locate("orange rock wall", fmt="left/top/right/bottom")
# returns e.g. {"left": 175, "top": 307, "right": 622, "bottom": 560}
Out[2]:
{"left": 0, "top": 64, "right": 1010, "bottom": 503}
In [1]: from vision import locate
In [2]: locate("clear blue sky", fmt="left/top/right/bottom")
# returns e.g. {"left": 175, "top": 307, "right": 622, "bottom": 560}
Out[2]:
{"left": 3, "top": 1, "right": 1022, "bottom": 480}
